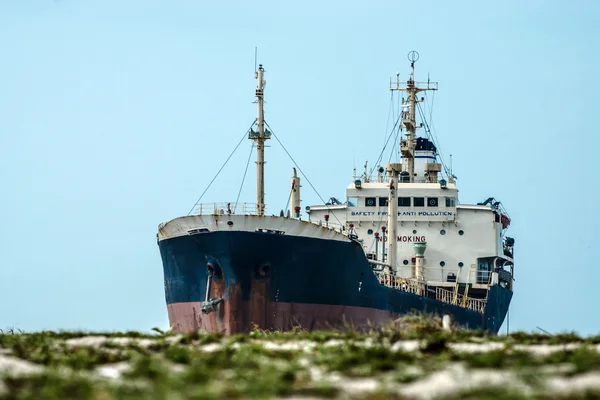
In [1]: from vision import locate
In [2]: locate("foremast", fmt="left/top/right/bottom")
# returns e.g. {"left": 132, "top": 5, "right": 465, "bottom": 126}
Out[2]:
{"left": 390, "top": 51, "right": 439, "bottom": 183}
{"left": 252, "top": 64, "right": 268, "bottom": 216}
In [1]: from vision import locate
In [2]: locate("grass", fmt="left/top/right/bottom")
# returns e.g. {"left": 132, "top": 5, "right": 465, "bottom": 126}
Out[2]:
{"left": 1, "top": 316, "right": 600, "bottom": 399}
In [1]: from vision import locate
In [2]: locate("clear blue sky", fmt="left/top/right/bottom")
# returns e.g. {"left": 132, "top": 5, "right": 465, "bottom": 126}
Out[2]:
{"left": 1, "top": 0, "right": 598, "bottom": 335}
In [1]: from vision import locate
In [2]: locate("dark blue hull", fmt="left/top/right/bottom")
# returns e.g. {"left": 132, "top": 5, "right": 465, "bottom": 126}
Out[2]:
{"left": 158, "top": 230, "right": 512, "bottom": 334}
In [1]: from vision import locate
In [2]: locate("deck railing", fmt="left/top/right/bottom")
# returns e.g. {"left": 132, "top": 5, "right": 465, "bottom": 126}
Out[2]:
{"left": 423, "top": 267, "right": 493, "bottom": 285}
{"left": 194, "top": 202, "right": 264, "bottom": 216}
{"left": 435, "top": 287, "right": 487, "bottom": 313}
{"left": 374, "top": 272, "right": 487, "bottom": 314}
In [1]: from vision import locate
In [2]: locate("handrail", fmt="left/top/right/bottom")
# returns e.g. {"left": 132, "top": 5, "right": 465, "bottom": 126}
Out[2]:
{"left": 435, "top": 287, "right": 486, "bottom": 313}
{"left": 194, "top": 202, "right": 265, "bottom": 216}
{"left": 374, "top": 271, "right": 487, "bottom": 314}
{"left": 422, "top": 267, "right": 493, "bottom": 285}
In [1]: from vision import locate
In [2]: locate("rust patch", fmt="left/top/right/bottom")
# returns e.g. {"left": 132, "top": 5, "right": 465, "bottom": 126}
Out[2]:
{"left": 249, "top": 269, "right": 271, "bottom": 330}
{"left": 193, "top": 306, "right": 200, "bottom": 331}
{"left": 227, "top": 282, "right": 243, "bottom": 333}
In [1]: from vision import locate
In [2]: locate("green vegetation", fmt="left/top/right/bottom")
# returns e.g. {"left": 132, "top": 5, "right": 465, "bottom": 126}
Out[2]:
{"left": 1, "top": 317, "right": 599, "bottom": 399}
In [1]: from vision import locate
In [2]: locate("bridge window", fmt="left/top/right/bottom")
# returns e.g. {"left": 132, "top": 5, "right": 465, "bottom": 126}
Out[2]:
{"left": 445, "top": 197, "right": 456, "bottom": 207}
{"left": 347, "top": 196, "right": 358, "bottom": 207}
{"left": 427, "top": 197, "right": 439, "bottom": 207}
{"left": 365, "top": 197, "right": 376, "bottom": 207}
{"left": 398, "top": 197, "right": 411, "bottom": 207}
{"left": 414, "top": 197, "right": 425, "bottom": 207}
{"left": 379, "top": 197, "right": 388, "bottom": 207}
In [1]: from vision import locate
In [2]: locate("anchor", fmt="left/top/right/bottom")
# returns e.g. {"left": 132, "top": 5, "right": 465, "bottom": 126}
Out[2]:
{"left": 201, "top": 272, "right": 223, "bottom": 314}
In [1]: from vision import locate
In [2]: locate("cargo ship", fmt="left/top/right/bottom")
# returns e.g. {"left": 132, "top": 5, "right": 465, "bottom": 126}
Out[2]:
{"left": 157, "top": 52, "right": 514, "bottom": 334}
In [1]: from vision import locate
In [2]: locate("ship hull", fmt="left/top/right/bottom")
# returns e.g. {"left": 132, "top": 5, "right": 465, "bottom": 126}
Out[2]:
{"left": 158, "top": 230, "right": 512, "bottom": 334}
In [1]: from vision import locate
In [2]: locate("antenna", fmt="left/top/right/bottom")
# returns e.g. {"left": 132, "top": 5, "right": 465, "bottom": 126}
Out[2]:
{"left": 448, "top": 153, "right": 455, "bottom": 183}
{"left": 254, "top": 47, "right": 258, "bottom": 72}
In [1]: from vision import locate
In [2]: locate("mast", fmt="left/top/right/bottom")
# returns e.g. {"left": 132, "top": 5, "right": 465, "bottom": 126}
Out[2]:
{"left": 290, "top": 168, "right": 301, "bottom": 218}
{"left": 390, "top": 51, "right": 438, "bottom": 183}
{"left": 386, "top": 163, "right": 402, "bottom": 273}
{"left": 253, "top": 64, "right": 267, "bottom": 216}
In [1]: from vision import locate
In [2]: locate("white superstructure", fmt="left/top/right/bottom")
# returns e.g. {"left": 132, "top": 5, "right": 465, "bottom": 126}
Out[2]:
{"left": 306, "top": 52, "right": 514, "bottom": 300}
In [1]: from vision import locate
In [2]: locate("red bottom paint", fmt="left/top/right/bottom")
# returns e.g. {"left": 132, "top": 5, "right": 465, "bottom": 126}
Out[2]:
{"left": 167, "top": 301, "right": 399, "bottom": 334}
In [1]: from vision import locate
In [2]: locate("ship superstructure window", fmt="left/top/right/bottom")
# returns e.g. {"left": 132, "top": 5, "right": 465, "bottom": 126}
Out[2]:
{"left": 379, "top": 197, "right": 388, "bottom": 206}
{"left": 347, "top": 197, "right": 358, "bottom": 207}
{"left": 414, "top": 197, "right": 425, "bottom": 207}
{"left": 398, "top": 197, "right": 411, "bottom": 207}
{"left": 365, "top": 197, "right": 376, "bottom": 207}
{"left": 428, "top": 197, "right": 439, "bottom": 207}
{"left": 445, "top": 197, "right": 456, "bottom": 207}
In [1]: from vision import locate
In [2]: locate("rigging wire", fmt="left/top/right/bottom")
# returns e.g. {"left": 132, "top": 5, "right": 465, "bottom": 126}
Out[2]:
{"left": 186, "top": 122, "right": 255, "bottom": 216}
{"left": 421, "top": 92, "right": 452, "bottom": 181}
{"left": 388, "top": 121, "right": 401, "bottom": 164}
{"left": 423, "top": 93, "right": 443, "bottom": 161}
{"left": 283, "top": 185, "right": 294, "bottom": 216}
{"left": 368, "top": 92, "right": 398, "bottom": 179}
{"left": 264, "top": 121, "right": 344, "bottom": 227}
{"left": 428, "top": 91, "right": 435, "bottom": 127}
{"left": 233, "top": 142, "right": 255, "bottom": 213}
{"left": 382, "top": 92, "right": 394, "bottom": 148}
{"left": 368, "top": 112, "right": 403, "bottom": 180}
{"left": 416, "top": 102, "right": 451, "bottom": 178}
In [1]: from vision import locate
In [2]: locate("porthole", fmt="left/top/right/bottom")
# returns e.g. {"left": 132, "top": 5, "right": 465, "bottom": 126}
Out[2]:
{"left": 440, "top": 261, "right": 445, "bottom": 267}
{"left": 412, "top": 230, "right": 417, "bottom": 234}
{"left": 227, "top": 220, "right": 234, "bottom": 226}
{"left": 458, "top": 262, "right": 464, "bottom": 267}
{"left": 403, "top": 260, "right": 409, "bottom": 265}
{"left": 458, "top": 230, "right": 464, "bottom": 235}
{"left": 440, "top": 229, "right": 446, "bottom": 235}
{"left": 367, "top": 229, "right": 373, "bottom": 235}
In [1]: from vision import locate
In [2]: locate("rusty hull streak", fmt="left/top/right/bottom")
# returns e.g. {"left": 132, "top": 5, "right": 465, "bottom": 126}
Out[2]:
{"left": 193, "top": 266, "right": 244, "bottom": 334}
{"left": 171, "top": 263, "right": 277, "bottom": 334}
{"left": 249, "top": 270, "right": 270, "bottom": 330}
